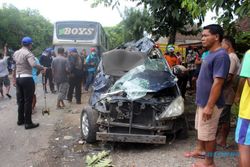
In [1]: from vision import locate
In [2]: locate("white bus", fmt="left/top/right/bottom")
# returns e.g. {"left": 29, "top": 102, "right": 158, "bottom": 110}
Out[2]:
{"left": 52, "top": 21, "right": 109, "bottom": 56}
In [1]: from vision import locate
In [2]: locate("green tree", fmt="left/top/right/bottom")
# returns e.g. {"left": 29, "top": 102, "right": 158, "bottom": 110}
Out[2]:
{"left": 236, "top": 31, "right": 250, "bottom": 55}
{"left": 91, "top": 0, "right": 201, "bottom": 44}
{"left": 143, "top": 0, "right": 201, "bottom": 44}
{"left": 181, "top": 0, "right": 250, "bottom": 20}
{"left": 122, "top": 8, "right": 153, "bottom": 41}
{"left": 104, "top": 23, "right": 124, "bottom": 49}
{"left": 0, "top": 4, "right": 24, "bottom": 49}
{"left": 104, "top": 7, "right": 153, "bottom": 49}
{"left": 20, "top": 8, "right": 53, "bottom": 56}
{"left": 181, "top": 0, "right": 250, "bottom": 54}
{"left": 181, "top": 0, "right": 250, "bottom": 35}
{"left": 0, "top": 4, "right": 53, "bottom": 56}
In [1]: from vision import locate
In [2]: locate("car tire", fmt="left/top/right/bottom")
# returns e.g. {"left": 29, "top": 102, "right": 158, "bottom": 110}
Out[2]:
{"left": 176, "top": 116, "right": 189, "bottom": 139}
{"left": 80, "top": 106, "right": 99, "bottom": 143}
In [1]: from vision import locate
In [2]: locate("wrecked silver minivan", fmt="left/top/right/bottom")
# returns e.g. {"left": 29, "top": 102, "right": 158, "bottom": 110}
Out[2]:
{"left": 80, "top": 38, "right": 188, "bottom": 144}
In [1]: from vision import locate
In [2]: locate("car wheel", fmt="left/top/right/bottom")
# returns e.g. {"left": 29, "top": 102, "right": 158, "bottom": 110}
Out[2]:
{"left": 176, "top": 116, "right": 189, "bottom": 139}
{"left": 80, "top": 106, "right": 99, "bottom": 143}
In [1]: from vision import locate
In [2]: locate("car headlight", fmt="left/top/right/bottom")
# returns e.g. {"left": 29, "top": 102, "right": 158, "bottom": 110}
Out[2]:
{"left": 159, "top": 96, "right": 184, "bottom": 120}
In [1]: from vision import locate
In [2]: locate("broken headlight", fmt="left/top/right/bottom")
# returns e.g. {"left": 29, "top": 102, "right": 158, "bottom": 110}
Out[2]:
{"left": 159, "top": 96, "right": 184, "bottom": 120}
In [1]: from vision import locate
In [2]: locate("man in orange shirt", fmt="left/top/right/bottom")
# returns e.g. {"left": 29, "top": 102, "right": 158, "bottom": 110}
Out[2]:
{"left": 164, "top": 45, "right": 180, "bottom": 68}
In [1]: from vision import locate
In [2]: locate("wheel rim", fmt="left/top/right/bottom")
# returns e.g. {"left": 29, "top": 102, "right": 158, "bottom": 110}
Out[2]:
{"left": 81, "top": 112, "right": 89, "bottom": 137}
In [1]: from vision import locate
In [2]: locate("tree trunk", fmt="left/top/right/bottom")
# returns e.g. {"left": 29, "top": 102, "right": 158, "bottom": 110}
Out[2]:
{"left": 168, "top": 29, "right": 177, "bottom": 45}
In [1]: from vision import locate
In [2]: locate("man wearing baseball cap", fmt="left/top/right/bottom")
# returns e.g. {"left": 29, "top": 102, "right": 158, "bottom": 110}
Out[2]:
{"left": 39, "top": 47, "right": 55, "bottom": 93}
{"left": 13, "top": 36, "right": 46, "bottom": 129}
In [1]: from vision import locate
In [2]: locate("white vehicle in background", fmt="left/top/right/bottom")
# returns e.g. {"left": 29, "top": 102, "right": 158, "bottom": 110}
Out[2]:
{"left": 52, "top": 20, "right": 109, "bottom": 55}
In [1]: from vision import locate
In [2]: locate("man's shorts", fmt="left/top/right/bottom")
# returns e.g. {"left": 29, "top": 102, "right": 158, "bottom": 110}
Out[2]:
{"left": 57, "top": 82, "right": 69, "bottom": 101}
{"left": 195, "top": 106, "right": 223, "bottom": 141}
{"left": 219, "top": 105, "right": 231, "bottom": 125}
{"left": 235, "top": 117, "right": 250, "bottom": 145}
{"left": 0, "top": 75, "right": 10, "bottom": 87}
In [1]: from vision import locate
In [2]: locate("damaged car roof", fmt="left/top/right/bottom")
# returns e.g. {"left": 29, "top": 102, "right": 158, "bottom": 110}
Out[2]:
{"left": 92, "top": 37, "right": 177, "bottom": 101}
{"left": 102, "top": 49, "right": 146, "bottom": 77}
{"left": 101, "top": 37, "right": 157, "bottom": 77}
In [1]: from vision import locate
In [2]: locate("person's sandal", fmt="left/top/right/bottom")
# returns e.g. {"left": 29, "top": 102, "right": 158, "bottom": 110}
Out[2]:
{"left": 217, "top": 143, "right": 232, "bottom": 150}
{"left": 184, "top": 151, "right": 206, "bottom": 159}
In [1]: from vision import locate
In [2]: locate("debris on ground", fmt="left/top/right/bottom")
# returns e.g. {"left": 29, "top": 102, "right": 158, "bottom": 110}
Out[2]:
{"left": 78, "top": 140, "right": 85, "bottom": 145}
{"left": 63, "top": 136, "right": 74, "bottom": 140}
{"left": 86, "top": 150, "right": 112, "bottom": 167}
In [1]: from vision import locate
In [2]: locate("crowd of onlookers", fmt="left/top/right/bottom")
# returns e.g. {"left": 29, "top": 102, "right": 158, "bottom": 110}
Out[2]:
{"left": 35, "top": 46, "right": 99, "bottom": 110}
{"left": 164, "top": 44, "right": 204, "bottom": 99}
{"left": 0, "top": 45, "right": 99, "bottom": 108}
{"left": 164, "top": 24, "right": 249, "bottom": 167}
{"left": 164, "top": 37, "right": 241, "bottom": 100}
{"left": 0, "top": 37, "right": 99, "bottom": 130}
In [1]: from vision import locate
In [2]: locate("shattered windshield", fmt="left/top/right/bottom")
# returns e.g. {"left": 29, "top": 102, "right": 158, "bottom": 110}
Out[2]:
{"left": 109, "top": 56, "right": 177, "bottom": 100}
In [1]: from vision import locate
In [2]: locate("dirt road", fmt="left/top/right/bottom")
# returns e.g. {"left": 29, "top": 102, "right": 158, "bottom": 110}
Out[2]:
{"left": 0, "top": 81, "right": 69, "bottom": 166}
{"left": 0, "top": 79, "right": 239, "bottom": 167}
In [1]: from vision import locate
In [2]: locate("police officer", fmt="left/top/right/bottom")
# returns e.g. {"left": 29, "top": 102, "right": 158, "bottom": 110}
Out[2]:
{"left": 13, "top": 37, "right": 46, "bottom": 129}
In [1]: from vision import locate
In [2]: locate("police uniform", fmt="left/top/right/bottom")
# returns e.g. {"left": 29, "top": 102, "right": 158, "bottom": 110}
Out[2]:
{"left": 13, "top": 37, "right": 44, "bottom": 129}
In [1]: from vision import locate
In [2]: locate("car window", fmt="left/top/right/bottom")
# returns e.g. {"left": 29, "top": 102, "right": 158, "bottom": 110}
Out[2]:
{"left": 109, "top": 56, "right": 176, "bottom": 100}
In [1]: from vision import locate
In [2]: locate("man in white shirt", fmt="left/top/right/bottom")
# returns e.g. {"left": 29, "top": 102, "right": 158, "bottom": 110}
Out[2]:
{"left": 217, "top": 36, "right": 240, "bottom": 147}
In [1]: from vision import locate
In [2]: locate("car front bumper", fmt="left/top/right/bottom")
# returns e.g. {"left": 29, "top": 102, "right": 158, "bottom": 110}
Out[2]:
{"left": 96, "top": 132, "right": 166, "bottom": 144}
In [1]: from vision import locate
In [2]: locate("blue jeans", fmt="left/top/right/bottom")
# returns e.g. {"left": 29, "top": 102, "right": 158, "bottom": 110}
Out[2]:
{"left": 85, "top": 72, "right": 95, "bottom": 91}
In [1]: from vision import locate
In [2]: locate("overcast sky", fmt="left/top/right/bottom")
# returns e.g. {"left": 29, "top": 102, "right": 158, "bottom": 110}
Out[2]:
{"left": 0, "top": 0, "right": 128, "bottom": 26}
{"left": 0, "top": 0, "right": 216, "bottom": 27}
